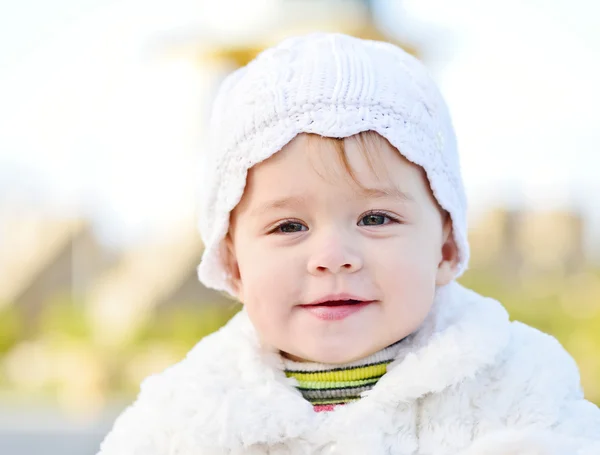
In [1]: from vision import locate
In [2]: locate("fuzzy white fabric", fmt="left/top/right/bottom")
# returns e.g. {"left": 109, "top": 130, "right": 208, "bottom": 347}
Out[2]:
{"left": 97, "top": 282, "right": 600, "bottom": 454}
{"left": 196, "top": 32, "right": 469, "bottom": 296}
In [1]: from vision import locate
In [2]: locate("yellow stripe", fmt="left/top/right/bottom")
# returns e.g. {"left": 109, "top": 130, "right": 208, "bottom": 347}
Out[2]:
{"left": 285, "top": 363, "right": 388, "bottom": 382}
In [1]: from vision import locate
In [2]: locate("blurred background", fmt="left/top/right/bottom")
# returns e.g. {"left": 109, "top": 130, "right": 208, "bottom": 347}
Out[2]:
{"left": 1, "top": 0, "right": 599, "bottom": 453}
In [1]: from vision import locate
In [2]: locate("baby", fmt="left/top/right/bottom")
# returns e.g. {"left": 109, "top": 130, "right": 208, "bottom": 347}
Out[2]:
{"left": 98, "top": 33, "right": 600, "bottom": 454}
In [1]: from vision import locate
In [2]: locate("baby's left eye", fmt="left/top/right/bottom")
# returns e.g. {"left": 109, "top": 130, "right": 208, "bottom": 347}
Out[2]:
{"left": 358, "top": 213, "right": 394, "bottom": 226}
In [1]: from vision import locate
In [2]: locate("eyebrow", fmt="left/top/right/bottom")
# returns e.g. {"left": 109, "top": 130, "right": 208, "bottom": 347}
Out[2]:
{"left": 358, "top": 186, "right": 414, "bottom": 202}
{"left": 250, "top": 187, "right": 413, "bottom": 218}
{"left": 250, "top": 195, "right": 310, "bottom": 217}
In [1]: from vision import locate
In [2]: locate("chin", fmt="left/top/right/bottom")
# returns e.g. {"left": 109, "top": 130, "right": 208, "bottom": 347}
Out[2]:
{"left": 312, "top": 353, "right": 356, "bottom": 365}
{"left": 303, "top": 343, "right": 375, "bottom": 365}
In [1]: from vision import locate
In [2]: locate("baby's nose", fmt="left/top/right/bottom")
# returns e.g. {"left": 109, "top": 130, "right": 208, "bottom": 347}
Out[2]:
{"left": 306, "top": 236, "right": 363, "bottom": 275}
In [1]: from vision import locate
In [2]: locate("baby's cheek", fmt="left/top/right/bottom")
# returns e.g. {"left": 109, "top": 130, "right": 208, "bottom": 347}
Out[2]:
{"left": 375, "top": 250, "right": 437, "bottom": 307}
{"left": 386, "top": 264, "right": 432, "bottom": 298}
{"left": 240, "top": 251, "right": 300, "bottom": 300}
{"left": 373, "top": 238, "right": 437, "bottom": 278}
{"left": 240, "top": 262, "right": 302, "bottom": 350}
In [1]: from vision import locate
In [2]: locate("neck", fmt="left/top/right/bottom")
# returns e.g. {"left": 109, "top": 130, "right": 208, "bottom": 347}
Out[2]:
{"left": 282, "top": 340, "right": 404, "bottom": 412}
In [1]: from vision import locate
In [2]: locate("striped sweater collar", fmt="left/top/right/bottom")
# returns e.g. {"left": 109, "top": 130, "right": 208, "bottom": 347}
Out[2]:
{"left": 282, "top": 340, "right": 404, "bottom": 412}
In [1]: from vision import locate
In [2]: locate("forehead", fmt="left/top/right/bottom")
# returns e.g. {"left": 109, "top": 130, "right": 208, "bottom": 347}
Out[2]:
{"left": 244, "top": 132, "right": 429, "bottom": 197}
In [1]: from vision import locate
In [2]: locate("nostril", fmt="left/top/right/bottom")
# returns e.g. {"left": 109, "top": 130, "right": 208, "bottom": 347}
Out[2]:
{"left": 309, "top": 258, "right": 361, "bottom": 275}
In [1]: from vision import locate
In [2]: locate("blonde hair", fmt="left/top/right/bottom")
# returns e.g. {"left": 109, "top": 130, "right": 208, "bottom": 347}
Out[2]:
{"left": 305, "top": 130, "right": 445, "bottom": 215}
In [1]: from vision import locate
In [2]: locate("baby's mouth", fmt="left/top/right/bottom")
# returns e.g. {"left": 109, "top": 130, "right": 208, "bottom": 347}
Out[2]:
{"left": 303, "top": 293, "right": 374, "bottom": 307}
{"left": 299, "top": 298, "right": 375, "bottom": 321}
{"left": 311, "top": 299, "right": 365, "bottom": 306}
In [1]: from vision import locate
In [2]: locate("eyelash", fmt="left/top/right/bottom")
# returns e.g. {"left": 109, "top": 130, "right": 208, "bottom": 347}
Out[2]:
{"left": 269, "top": 219, "right": 306, "bottom": 234}
{"left": 359, "top": 210, "right": 401, "bottom": 226}
{"left": 269, "top": 211, "right": 401, "bottom": 234}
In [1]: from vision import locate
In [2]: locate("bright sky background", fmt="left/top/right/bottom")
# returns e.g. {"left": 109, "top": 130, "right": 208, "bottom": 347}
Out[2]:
{"left": 1, "top": 0, "right": 599, "bottom": 249}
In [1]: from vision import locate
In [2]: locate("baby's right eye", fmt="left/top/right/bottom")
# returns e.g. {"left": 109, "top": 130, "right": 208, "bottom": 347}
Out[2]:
{"left": 273, "top": 221, "right": 307, "bottom": 234}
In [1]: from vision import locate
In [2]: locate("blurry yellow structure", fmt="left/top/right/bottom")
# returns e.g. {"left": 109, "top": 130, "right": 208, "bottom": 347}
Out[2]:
{"left": 0, "top": 215, "right": 111, "bottom": 325}
{"left": 164, "top": 0, "right": 419, "bottom": 67}
{"left": 87, "top": 223, "right": 227, "bottom": 347}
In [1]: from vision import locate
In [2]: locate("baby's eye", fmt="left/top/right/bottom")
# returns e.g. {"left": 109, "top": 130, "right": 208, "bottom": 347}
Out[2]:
{"left": 358, "top": 212, "right": 395, "bottom": 226}
{"left": 274, "top": 221, "right": 307, "bottom": 234}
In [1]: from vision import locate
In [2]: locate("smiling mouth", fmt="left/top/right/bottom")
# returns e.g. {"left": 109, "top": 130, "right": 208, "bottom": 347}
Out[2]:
{"left": 303, "top": 293, "right": 374, "bottom": 307}
{"left": 299, "top": 299, "right": 375, "bottom": 321}
{"left": 310, "top": 299, "right": 366, "bottom": 306}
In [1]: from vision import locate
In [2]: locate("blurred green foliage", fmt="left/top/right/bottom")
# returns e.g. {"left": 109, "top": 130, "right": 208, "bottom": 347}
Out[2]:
{"left": 38, "top": 293, "right": 92, "bottom": 340}
{"left": 0, "top": 304, "right": 23, "bottom": 354}
{"left": 132, "top": 302, "right": 241, "bottom": 347}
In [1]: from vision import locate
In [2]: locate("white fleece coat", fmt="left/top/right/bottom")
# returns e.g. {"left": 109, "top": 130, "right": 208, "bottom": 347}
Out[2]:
{"left": 98, "top": 282, "right": 600, "bottom": 454}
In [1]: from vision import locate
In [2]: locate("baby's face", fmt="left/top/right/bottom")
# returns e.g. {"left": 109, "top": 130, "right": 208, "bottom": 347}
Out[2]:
{"left": 225, "top": 132, "right": 458, "bottom": 364}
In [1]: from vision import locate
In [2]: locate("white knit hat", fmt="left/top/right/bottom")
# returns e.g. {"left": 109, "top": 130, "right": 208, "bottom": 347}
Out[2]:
{"left": 197, "top": 33, "right": 469, "bottom": 296}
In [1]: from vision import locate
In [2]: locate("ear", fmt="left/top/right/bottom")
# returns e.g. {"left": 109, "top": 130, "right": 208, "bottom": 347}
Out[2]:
{"left": 223, "top": 233, "right": 243, "bottom": 299}
{"left": 436, "top": 216, "right": 459, "bottom": 286}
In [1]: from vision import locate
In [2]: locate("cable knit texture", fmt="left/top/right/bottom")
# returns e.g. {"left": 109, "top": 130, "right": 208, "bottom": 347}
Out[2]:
{"left": 196, "top": 32, "right": 469, "bottom": 296}
{"left": 97, "top": 282, "right": 600, "bottom": 454}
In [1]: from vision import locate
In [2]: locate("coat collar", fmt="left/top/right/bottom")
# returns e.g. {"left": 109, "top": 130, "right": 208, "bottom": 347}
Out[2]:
{"left": 166, "top": 281, "right": 511, "bottom": 451}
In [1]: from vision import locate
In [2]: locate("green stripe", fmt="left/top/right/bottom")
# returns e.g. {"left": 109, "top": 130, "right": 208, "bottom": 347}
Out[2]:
{"left": 295, "top": 376, "right": 382, "bottom": 390}
{"left": 312, "top": 397, "right": 360, "bottom": 405}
